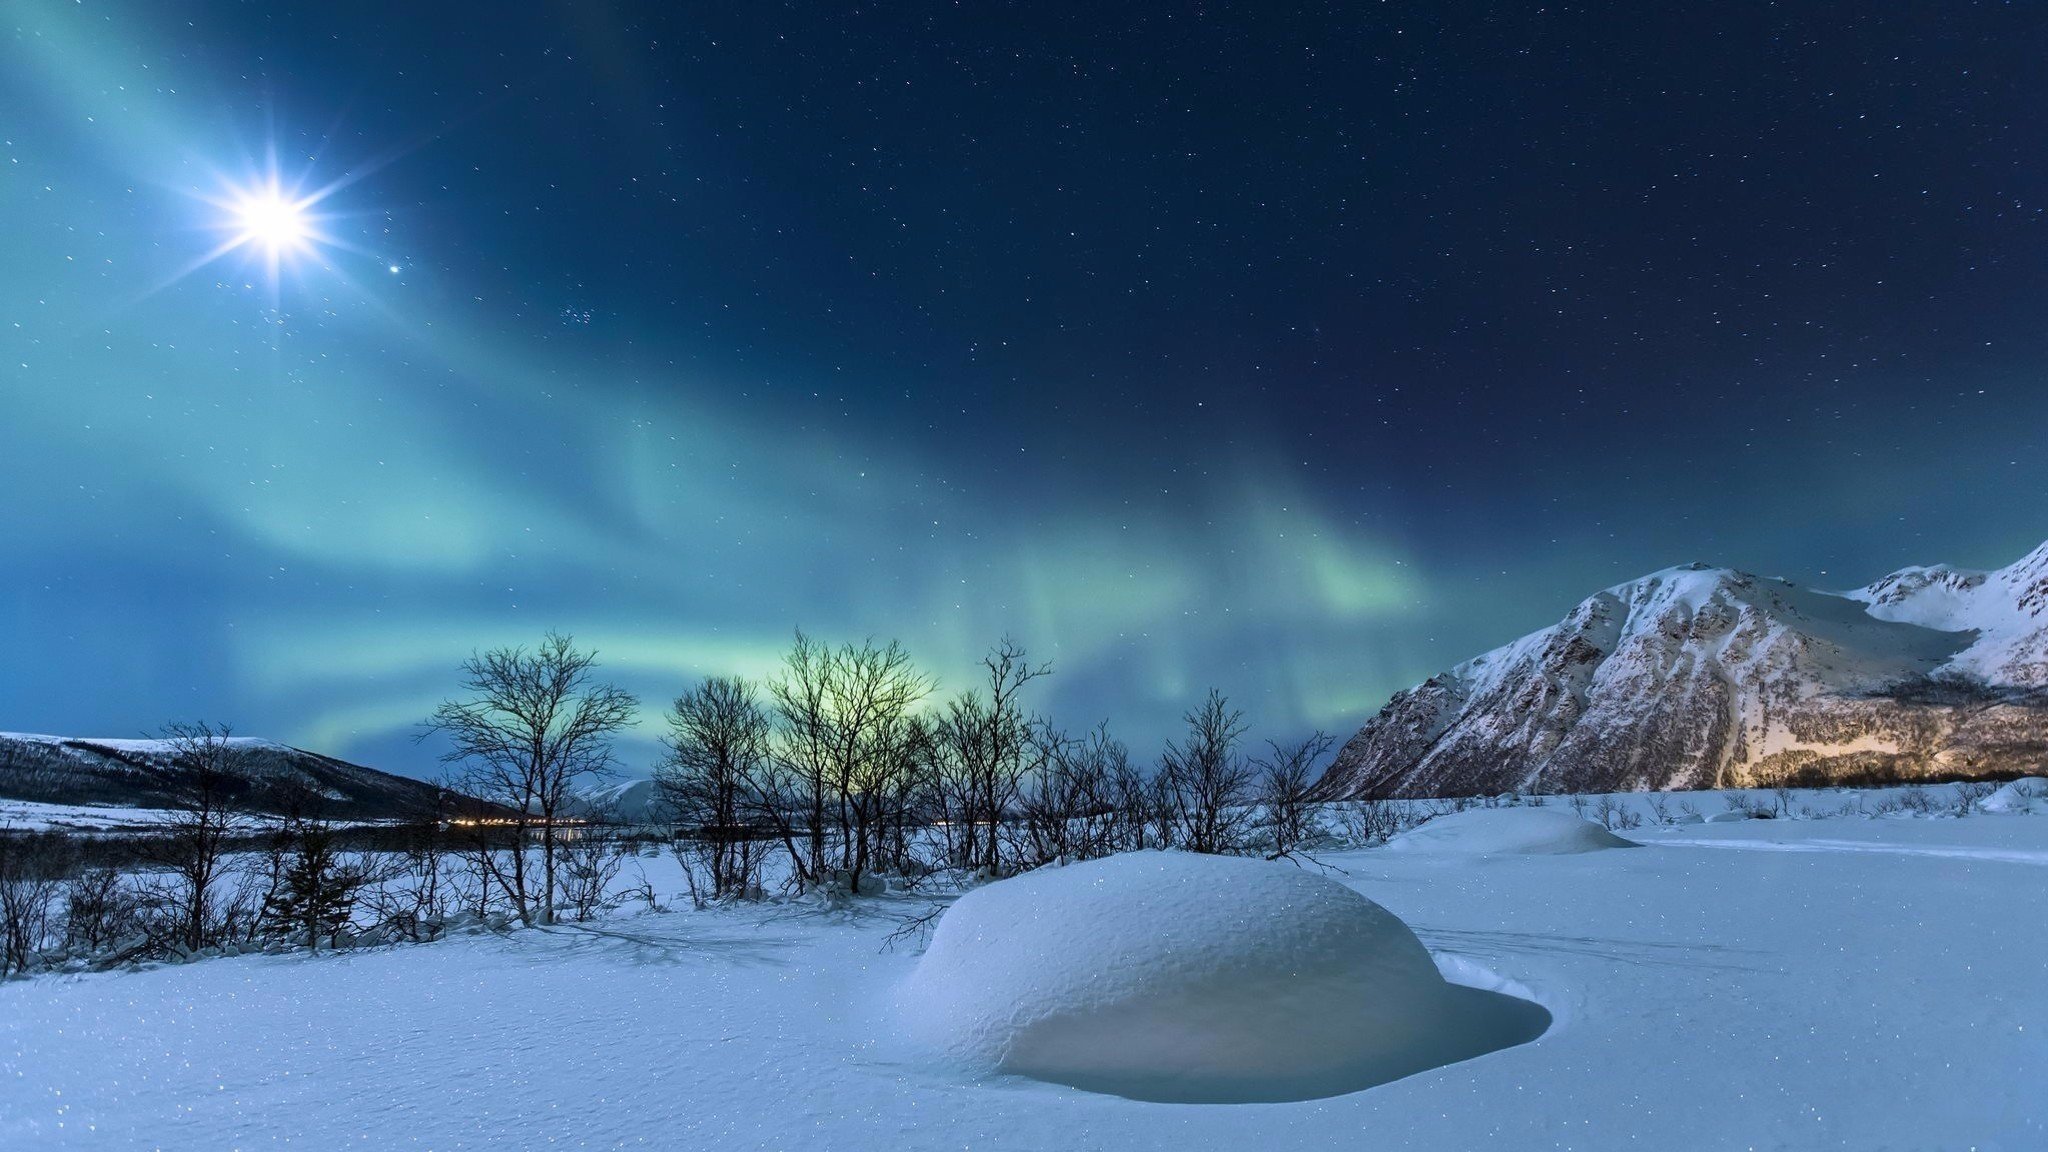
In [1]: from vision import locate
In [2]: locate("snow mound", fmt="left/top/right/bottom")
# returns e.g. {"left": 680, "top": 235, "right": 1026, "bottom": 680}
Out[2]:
{"left": 1979, "top": 778, "right": 2047, "bottom": 814}
{"left": 896, "top": 851, "right": 1548, "bottom": 1103}
{"left": 1387, "top": 807, "right": 1638, "bottom": 855}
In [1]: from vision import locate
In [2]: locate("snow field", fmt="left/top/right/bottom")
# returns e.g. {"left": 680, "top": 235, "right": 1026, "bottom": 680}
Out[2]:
{"left": 3, "top": 784, "right": 2046, "bottom": 1150}
{"left": 1383, "top": 806, "right": 1638, "bottom": 855}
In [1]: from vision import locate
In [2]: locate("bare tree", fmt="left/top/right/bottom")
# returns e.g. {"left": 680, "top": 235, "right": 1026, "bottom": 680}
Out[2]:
{"left": 1335, "top": 797, "right": 1413, "bottom": 846}
{"left": 1106, "top": 748, "right": 1152, "bottom": 853}
{"left": 929, "top": 691, "right": 992, "bottom": 870}
{"left": 1646, "top": 792, "right": 1674, "bottom": 826}
{"left": 135, "top": 722, "right": 254, "bottom": 952}
{"left": 1255, "top": 731, "right": 1334, "bottom": 859}
{"left": 362, "top": 805, "right": 454, "bottom": 942}
{"left": 1156, "top": 690, "right": 1256, "bottom": 855}
{"left": 555, "top": 810, "right": 631, "bottom": 922}
{"left": 1953, "top": 779, "right": 1996, "bottom": 816}
{"left": 655, "top": 676, "right": 773, "bottom": 902}
{"left": 1590, "top": 794, "right": 1644, "bottom": 830}
{"left": 446, "top": 815, "right": 519, "bottom": 920}
{"left": 763, "top": 630, "right": 836, "bottom": 887}
{"left": 874, "top": 714, "right": 939, "bottom": 884}
{"left": 928, "top": 640, "right": 1051, "bottom": 876}
{"left": 765, "top": 631, "right": 934, "bottom": 895}
{"left": 421, "top": 632, "right": 639, "bottom": 925}
{"left": 1145, "top": 763, "right": 1180, "bottom": 851}
{"left": 1021, "top": 722, "right": 1129, "bottom": 866}
{"left": 1723, "top": 791, "right": 1770, "bottom": 818}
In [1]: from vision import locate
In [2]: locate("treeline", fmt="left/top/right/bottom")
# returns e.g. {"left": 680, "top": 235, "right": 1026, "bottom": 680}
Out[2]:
{"left": 649, "top": 632, "right": 1335, "bottom": 903}
{"left": 357, "top": 628, "right": 1337, "bottom": 911}
{"left": 0, "top": 627, "right": 1343, "bottom": 973}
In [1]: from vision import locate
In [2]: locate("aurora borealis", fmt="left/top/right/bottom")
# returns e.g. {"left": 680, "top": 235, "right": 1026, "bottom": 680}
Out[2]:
{"left": 4, "top": 3, "right": 2046, "bottom": 775}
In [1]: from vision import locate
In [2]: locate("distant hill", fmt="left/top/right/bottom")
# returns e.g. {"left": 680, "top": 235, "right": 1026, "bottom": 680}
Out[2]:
{"left": 1314, "top": 539, "right": 2048, "bottom": 799}
{"left": 0, "top": 732, "right": 471, "bottom": 821}
{"left": 567, "top": 777, "right": 662, "bottom": 823}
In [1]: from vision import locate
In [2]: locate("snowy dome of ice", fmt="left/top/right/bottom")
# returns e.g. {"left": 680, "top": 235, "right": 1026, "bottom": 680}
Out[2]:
{"left": 896, "top": 851, "right": 1548, "bottom": 1103}
{"left": 1386, "top": 806, "right": 1638, "bottom": 855}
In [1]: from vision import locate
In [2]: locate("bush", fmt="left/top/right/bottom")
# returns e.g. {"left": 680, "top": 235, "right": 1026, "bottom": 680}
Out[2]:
{"left": 63, "top": 867, "right": 143, "bottom": 954}
{"left": 0, "top": 832, "right": 71, "bottom": 976}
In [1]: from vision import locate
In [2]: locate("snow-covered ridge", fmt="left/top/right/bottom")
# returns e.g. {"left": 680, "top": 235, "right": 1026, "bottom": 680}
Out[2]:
{"left": 0, "top": 731, "right": 454, "bottom": 820}
{"left": 0, "top": 732, "right": 294, "bottom": 753}
{"left": 1850, "top": 538, "right": 2048, "bottom": 688}
{"left": 1315, "top": 538, "right": 2048, "bottom": 799}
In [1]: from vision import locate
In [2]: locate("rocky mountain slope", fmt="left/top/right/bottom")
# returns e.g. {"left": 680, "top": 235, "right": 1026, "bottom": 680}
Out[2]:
{"left": 1851, "top": 540, "right": 2048, "bottom": 688}
{"left": 0, "top": 732, "right": 461, "bottom": 821}
{"left": 1314, "top": 540, "right": 2048, "bottom": 798}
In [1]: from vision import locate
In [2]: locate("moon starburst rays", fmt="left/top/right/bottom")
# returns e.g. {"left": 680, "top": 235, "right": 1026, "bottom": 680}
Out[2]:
{"left": 230, "top": 182, "right": 316, "bottom": 257}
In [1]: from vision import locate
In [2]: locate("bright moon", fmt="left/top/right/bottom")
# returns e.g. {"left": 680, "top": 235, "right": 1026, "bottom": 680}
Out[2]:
{"left": 233, "top": 185, "right": 313, "bottom": 255}
{"left": 180, "top": 158, "right": 354, "bottom": 293}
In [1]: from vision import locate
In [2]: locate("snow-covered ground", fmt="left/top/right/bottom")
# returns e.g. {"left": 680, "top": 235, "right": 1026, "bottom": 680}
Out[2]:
{"left": 0, "top": 798, "right": 409, "bottom": 834}
{"left": 0, "top": 798, "right": 183, "bottom": 834}
{"left": 4, "top": 791, "right": 2045, "bottom": 1150}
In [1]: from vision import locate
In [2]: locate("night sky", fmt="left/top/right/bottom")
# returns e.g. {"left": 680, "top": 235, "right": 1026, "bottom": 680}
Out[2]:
{"left": 4, "top": 2, "right": 2046, "bottom": 777}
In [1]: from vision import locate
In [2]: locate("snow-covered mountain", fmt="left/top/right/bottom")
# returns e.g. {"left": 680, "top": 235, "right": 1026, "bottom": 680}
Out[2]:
{"left": 1851, "top": 539, "right": 2048, "bottom": 688}
{"left": 0, "top": 732, "right": 462, "bottom": 820}
{"left": 566, "top": 777, "right": 662, "bottom": 823}
{"left": 1313, "top": 540, "right": 2048, "bottom": 799}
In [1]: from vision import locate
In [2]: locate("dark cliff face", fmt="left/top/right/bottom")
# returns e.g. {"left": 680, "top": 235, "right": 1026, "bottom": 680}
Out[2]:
{"left": 0, "top": 734, "right": 461, "bottom": 820}
{"left": 1315, "top": 542, "right": 2048, "bottom": 800}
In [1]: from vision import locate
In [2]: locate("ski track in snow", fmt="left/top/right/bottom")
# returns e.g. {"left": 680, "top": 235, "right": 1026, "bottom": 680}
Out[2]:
{"left": 1651, "top": 836, "right": 2048, "bottom": 866}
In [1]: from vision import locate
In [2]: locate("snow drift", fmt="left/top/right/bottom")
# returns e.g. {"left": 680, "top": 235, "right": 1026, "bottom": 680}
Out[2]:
{"left": 1386, "top": 808, "right": 1638, "bottom": 855}
{"left": 896, "top": 851, "right": 1548, "bottom": 1103}
{"left": 1979, "top": 777, "right": 2046, "bottom": 814}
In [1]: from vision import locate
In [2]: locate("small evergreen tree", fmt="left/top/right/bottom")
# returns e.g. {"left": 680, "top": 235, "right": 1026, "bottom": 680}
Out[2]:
{"left": 263, "top": 821, "right": 366, "bottom": 950}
